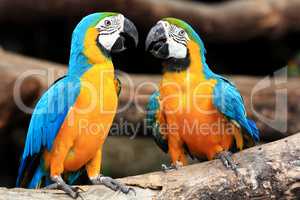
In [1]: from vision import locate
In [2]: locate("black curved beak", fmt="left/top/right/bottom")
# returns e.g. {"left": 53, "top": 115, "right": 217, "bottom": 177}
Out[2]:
{"left": 111, "top": 18, "right": 138, "bottom": 53}
{"left": 145, "top": 23, "right": 169, "bottom": 59}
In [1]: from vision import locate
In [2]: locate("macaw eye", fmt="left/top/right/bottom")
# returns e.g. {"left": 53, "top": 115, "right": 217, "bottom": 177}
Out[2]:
{"left": 104, "top": 20, "right": 111, "bottom": 26}
{"left": 179, "top": 30, "right": 185, "bottom": 36}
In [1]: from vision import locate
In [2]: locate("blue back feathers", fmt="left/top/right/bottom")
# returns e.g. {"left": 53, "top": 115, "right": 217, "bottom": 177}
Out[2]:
{"left": 17, "top": 76, "right": 81, "bottom": 187}
{"left": 23, "top": 76, "right": 80, "bottom": 156}
{"left": 213, "top": 78, "right": 259, "bottom": 143}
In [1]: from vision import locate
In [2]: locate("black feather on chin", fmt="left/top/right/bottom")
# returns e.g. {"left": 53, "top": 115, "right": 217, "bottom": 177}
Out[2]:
{"left": 162, "top": 51, "right": 190, "bottom": 73}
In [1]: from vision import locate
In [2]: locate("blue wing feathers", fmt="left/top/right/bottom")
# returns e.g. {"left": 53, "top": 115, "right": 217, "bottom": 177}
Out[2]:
{"left": 146, "top": 91, "right": 168, "bottom": 153}
{"left": 147, "top": 91, "right": 160, "bottom": 124}
{"left": 17, "top": 76, "right": 81, "bottom": 187}
{"left": 213, "top": 76, "right": 260, "bottom": 143}
{"left": 246, "top": 118, "right": 260, "bottom": 142}
{"left": 23, "top": 76, "right": 80, "bottom": 157}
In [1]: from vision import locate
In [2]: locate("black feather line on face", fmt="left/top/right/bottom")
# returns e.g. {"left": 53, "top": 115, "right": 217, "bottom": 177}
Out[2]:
{"left": 99, "top": 29, "right": 118, "bottom": 35}
{"left": 162, "top": 50, "right": 190, "bottom": 73}
{"left": 172, "top": 37, "right": 187, "bottom": 47}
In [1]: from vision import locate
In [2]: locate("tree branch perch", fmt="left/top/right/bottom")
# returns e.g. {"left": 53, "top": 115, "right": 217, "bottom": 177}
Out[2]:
{"left": 3, "top": 132, "right": 300, "bottom": 199}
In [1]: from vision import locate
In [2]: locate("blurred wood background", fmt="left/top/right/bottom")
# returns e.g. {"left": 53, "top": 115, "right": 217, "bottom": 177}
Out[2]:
{"left": 1, "top": 0, "right": 300, "bottom": 41}
{"left": 1, "top": 0, "right": 300, "bottom": 75}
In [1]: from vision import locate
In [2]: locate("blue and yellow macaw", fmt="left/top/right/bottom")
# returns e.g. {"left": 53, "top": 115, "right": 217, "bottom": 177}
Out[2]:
{"left": 16, "top": 12, "right": 138, "bottom": 198}
{"left": 145, "top": 18, "right": 259, "bottom": 171}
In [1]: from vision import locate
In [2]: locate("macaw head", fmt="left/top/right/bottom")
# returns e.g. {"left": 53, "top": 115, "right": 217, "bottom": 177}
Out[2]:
{"left": 145, "top": 18, "right": 207, "bottom": 72}
{"left": 69, "top": 12, "right": 138, "bottom": 75}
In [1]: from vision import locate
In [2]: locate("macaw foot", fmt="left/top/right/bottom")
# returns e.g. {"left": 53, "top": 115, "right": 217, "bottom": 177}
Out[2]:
{"left": 162, "top": 161, "right": 183, "bottom": 172}
{"left": 91, "top": 175, "right": 135, "bottom": 195}
{"left": 44, "top": 176, "right": 84, "bottom": 199}
{"left": 216, "top": 151, "right": 239, "bottom": 175}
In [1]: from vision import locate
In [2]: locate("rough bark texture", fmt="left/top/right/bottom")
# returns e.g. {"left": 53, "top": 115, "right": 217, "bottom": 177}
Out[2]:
{"left": 0, "top": 50, "right": 300, "bottom": 141}
{"left": 2, "top": 132, "right": 300, "bottom": 199}
{"left": 1, "top": 0, "right": 300, "bottom": 41}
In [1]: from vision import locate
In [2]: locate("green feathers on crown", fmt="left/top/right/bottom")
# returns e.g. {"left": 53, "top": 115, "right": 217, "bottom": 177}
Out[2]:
{"left": 162, "top": 17, "right": 206, "bottom": 56}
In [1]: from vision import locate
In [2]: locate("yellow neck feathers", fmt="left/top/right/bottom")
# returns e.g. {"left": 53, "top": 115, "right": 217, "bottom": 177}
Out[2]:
{"left": 187, "top": 41, "right": 205, "bottom": 79}
{"left": 83, "top": 28, "right": 113, "bottom": 70}
{"left": 163, "top": 40, "right": 206, "bottom": 83}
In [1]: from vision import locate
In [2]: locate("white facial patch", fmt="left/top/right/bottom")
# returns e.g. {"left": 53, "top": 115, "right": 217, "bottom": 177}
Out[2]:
{"left": 158, "top": 20, "right": 189, "bottom": 59}
{"left": 167, "top": 38, "right": 188, "bottom": 59}
{"left": 97, "top": 31, "right": 119, "bottom": 51}
{"left": 96, "top": 14, "right": 124, "bottom": 51}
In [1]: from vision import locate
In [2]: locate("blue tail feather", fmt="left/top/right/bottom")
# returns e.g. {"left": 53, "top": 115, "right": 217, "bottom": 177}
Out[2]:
{"left": 16, "top": 153, "right": 44, "bottom": 188}
{"left": 247, "top": 118, "right": 260, "bottom": 142}
{"left": 45, "top": 177, "right": 53, "bottom": 187}
{"left": 67, "top": 170, "right": 82, "bottom": 185}
{"left": 16, "top": 157, "right": 28, "bottom": 187}
{"left": 28, "top": 166, "right": 45, "bottom": 189}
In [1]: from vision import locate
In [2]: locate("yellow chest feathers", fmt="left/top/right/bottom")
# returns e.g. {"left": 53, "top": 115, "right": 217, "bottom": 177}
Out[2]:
{"left": 76, "top": 64, "right": 118, "bottom": 114}
{"left": 160, "top": 73, "right": 217, "bottom": 113}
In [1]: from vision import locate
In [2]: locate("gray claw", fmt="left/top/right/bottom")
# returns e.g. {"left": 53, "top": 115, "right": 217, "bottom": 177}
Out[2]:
{"left": 162, "top": 161, "right": 183, "bottom": 172}
{"left": 127, "top": 187, "right": 136, "bottom": 196}
{"left": 43, "top": 183, "right": 59, "bottom": 190}
{"left": 77, "top": 193, "right": 85, "bottom": 200}
{"left": 47, "top": 176, "right": 85, "bottom": 199}
{"left": 72, "top": 186, "right": 85, "bottom": 193}
{"left": 91, "top": 175, "right": 134, "bottom": 194}
{"left": 216, "top": 151, "right": 239, "bottom": 175}
{"left": 162, "top": 164, "right": 176, "bottom": 172}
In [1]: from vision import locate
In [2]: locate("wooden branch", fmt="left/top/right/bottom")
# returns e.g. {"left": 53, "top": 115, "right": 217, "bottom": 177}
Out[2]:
{"left": 1, "top": 0, "right": 300, "bottom": 41}
{"left": 4, "top": 132, "right": 300, "bottom": 199}
{"left": 0, "top": 50, "right": 299, "bottom": 141}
